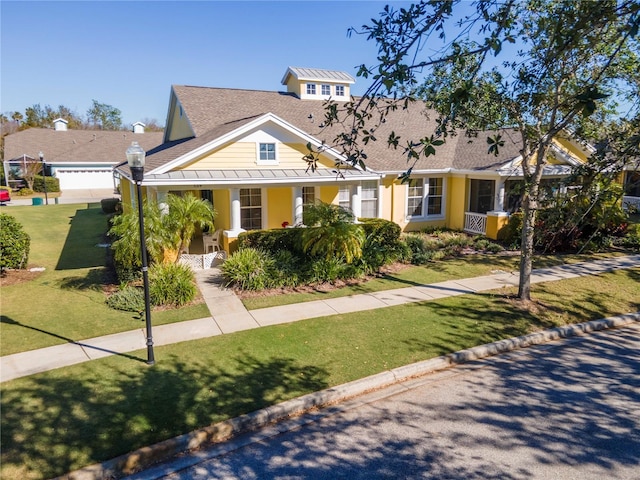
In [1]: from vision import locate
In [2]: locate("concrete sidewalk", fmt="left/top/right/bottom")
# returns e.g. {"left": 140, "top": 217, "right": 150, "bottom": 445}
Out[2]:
{"left": 2, "top": 255, "right": 639, "bottom": 382}
{"left": 1, "top": 188, "right": 119, "bottom": 206}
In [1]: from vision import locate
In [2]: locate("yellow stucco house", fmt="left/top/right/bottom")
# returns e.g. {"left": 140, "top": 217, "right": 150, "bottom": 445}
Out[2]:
{"left": 115, "top": 67, "right": 607, "bottom": 258}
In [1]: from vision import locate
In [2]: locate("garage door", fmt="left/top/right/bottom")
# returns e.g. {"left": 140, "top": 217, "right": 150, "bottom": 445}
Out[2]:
{"left": 55, "top": 169, "right": 115, "bottom": 190}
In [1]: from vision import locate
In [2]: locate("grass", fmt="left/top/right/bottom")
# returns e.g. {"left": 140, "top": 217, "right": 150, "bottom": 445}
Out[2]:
{"left": 0, "top": 204, "right": 630, "bottom": 352}
{"left": 240, "top": 251, "right": 628, "bottom": 310}
{"left": 1, "top": 267, "right": 638, "bottom": 480}
{"left": 0, "top": 204, "right": 209, "bottom": 355}
{"left": 1, "top": 204, "right": 638, "bottom": 478}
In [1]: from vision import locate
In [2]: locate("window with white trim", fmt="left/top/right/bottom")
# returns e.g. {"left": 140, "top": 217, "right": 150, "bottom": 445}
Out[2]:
{"left": 407, "top": 177, "right": 444, "bottom": 218}
{"left": 361, "top": 181, "right": 378, "bottom": 218}
{"left": 302, "top": 186, "right": 316, "bottom": 207}
{"left": 240, "top": 188, "right": 262, "bottom": 230}
{"left": 426, "top": 178, "right": 443, "bottom": 215}
{"left": 321, "top": 84, "right": 331, "bottom": 96}
{"left": 258, "top": 143, "right": 276, "bottom": 164}
{"left": 336, "top": 85, "right": 345, "bottom": 96}
{"left": 306, "top": 83, "right": 316, "bottom": 95}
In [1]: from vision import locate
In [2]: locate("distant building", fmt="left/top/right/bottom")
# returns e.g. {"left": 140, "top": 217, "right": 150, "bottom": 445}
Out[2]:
{"left": 3, "top": 119, "right": 163, "bottom": 191}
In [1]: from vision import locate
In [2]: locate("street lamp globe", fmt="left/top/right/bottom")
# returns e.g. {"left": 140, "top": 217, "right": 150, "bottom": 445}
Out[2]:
{"left": 126, "top": 141, "right": 146, "bottom": 182}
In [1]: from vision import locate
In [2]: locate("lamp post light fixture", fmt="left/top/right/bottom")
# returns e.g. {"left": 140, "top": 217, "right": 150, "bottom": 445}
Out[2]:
{"left": 126, "top": 141, "right": 155, "bottom": 365}
{"left": 38, "top": 151, "right": 49, "bottom": 205}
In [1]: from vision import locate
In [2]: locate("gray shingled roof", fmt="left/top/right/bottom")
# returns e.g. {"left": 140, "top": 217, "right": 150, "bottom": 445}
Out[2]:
{"left": 152, "top": 86, "right": 521, "bottom": 175}
{"left": 4, "top": 128, "right": 164, "bottom": 164}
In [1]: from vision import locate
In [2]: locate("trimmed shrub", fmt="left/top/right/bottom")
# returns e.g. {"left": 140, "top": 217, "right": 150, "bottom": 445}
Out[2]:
{"left": 101, "top": 198, "right": 122, "bottom": 214}
{"left": 16, "top": 188, "right": 34, "bottom": 196}
{"left": 222, "top": 247, "right": 276, "bottom": 290}
{"left": 359, "top": 218, "right": 406, "bottom": 271}
{"left": 106, "top": 285, "right": 145, "bottom": 312}
{"left": 149, "top": 263, "right": 197, "bottom": 307}
{"left": 33, "top": 175, "right": 60, "bottom": 193}
{"left": 0, "top": 214, "right": 31, "bottom": 271}
{"left": 238, "top": 228, "right": 303, "bottom": 254}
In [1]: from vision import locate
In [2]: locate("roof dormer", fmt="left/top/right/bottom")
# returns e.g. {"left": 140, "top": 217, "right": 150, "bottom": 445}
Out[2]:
{"left": 281, "top": 66, "right": 355, "bottom": 100}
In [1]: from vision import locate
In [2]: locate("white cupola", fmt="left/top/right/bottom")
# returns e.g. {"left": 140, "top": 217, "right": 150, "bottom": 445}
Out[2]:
{"left": 53, "top": 118, "right": 68, "bottom": 131}
{"left": 281, "top": 67, "right": 355, "bottom": 100}
{"left": 132, "top": 122, "right": 146, "bottom": 134}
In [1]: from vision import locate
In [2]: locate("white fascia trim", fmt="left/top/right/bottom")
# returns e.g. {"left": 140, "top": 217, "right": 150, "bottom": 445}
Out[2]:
{"left": 116, "top": 171, "right": 385, "bottom": 186}
{"left": 151, "top": 112, "right": 348, "bottom": 175}
{"left": 49, "top": 162, "right": 117, "bottom": 166}
{"left": 384, "top": 168, "right": 453, "bottom": 176}
{"left": 138, "top": 174, "right": 383, "bottom": 188}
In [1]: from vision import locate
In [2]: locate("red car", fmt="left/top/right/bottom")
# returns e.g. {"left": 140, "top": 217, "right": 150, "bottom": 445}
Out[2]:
{"left": 0, "top": 189, "right": 11, "bottom": 205}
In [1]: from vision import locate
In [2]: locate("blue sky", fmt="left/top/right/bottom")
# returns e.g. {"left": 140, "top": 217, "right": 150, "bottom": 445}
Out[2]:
{"left": 1, "top": 1, "right": 406, "bottom": 126}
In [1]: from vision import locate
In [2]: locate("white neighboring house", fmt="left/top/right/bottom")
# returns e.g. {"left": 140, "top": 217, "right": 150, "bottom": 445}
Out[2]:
{"left": 3, "top": 119, "right": 163, "bottom": 191}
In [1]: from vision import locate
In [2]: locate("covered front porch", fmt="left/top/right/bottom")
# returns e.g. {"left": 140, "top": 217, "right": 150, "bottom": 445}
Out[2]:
{"left": 133, "top": 167, "right": 383, "bottom": 259}
{"left": 462, "top": 177, "right": 514, "bottom": 239}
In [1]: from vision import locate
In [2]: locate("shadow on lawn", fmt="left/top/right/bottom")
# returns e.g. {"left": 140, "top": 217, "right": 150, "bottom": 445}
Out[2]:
{"left": 55, "top": 207, "right": 112, "bottom": 271}
{"left": 154, "top": 327, "right": 639, "bottom": 480}
{"left": 0, "top": 315, "right": 144, "bottom": 363}
{"left": 400, "top": 271, "right": 638, "bottom": 358}
{"left": 0, "top": 353, "right": 329, "bottom": 480}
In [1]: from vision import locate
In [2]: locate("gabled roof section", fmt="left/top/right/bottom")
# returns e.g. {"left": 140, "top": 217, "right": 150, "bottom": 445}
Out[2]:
{"left": 157, "top": 85, "right": 531, "bottom": 175}
{"left": 4, "top": 128, "right": 163, "bottom": 163}
{"left": 163, "top": 86, "right": 196, "bottom": 143}
{"left": 148, "top": 112, "right": 347, "bottom": 175}
{"left": 281, "top": 67, "right": 355, "bottom": 85}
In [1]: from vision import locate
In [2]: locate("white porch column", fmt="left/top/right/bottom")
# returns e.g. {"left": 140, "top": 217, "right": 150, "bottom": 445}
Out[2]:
{"left": 230, "top": 188, "right": 241, "bottom": 231}
{"left": 495, "top": 178, "right": 506, "bottom": 212}
{"left": 351, "top": 184, "right": 362, "bottom": 219}
{"left": 293, "top": 186, "right": 303, "bottom": 225}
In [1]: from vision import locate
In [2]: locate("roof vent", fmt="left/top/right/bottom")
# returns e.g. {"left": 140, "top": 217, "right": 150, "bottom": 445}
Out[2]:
{"left": 132, "top": 122, "right": 145, "bottom": 134}
{"left": 53, "top": 118, "right": 68, "bottom": 131}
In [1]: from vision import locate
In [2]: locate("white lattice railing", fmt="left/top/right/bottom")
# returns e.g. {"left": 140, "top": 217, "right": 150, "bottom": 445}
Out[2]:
{"left": 622, "top": 196, "right": 640, "bottom": 212}
{"left": 179, "top": 251, "right": 227, "bottom": 270}
{"left": 464, "top": 212, "right": 487, "bottom": 235}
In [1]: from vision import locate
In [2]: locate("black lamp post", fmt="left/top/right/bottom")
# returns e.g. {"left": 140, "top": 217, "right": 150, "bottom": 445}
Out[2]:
{"left": 38, "top": 151, "right": 49, "bottom": 205}
{"left": 126, "top": 141, "right": 155, "bottom": 365}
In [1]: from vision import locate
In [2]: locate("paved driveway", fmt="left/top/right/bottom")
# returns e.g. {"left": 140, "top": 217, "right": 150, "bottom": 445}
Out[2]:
{"left": 132, "top": 323, "right": 640, "bottom": 480}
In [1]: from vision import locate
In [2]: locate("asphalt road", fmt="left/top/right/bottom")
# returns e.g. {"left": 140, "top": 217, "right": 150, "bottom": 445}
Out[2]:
{"left": 131, "top": 323, "right": 640, "bottom": 480}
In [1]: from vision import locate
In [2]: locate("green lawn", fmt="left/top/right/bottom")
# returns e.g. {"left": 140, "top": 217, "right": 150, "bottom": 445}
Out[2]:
{"left": 240, "top": 251, "right": 628, "bottom": 310}
{"left": 0, "top": 204, "right": 209, "bottom": 355}
{"left": 1, "top": 268, "right": 638, "bottom": 480}
{"left": 1, "top": 204, "right": 639, "bottom": 479}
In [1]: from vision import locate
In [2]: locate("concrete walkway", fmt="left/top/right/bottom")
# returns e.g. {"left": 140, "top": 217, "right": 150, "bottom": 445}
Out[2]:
{"left": 1, "top": 188, "right": 119, "bottom": 206}
{"left": 2, "top": 255, "right": 639, "bottom": 382}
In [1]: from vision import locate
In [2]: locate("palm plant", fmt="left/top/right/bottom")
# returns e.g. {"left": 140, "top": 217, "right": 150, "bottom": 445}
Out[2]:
{"left": 165, "top": 194, "right": 216, "bottom": 261}
{"left": 110, "top": 194, "right": 216, "bottom": 271}
{"left": 300, "top": 201, "right": 365, "bottom": 263}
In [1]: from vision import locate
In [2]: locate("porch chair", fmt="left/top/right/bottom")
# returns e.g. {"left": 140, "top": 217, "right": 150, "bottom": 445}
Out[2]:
{"left": 203, "top": 229, "right": 222, "bottom": 253}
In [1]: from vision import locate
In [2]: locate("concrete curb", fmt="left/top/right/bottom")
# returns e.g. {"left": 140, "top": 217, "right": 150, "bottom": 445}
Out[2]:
{"left": 57, "top": 312, "right": 640, "bottom": 480}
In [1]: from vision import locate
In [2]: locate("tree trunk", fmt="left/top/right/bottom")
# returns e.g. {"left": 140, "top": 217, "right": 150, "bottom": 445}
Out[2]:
{"left": 518, "top": 195, "right": 536, "bottom": 300}
{"left": 517, "top": 143, "right": 548, "bottom": 301}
